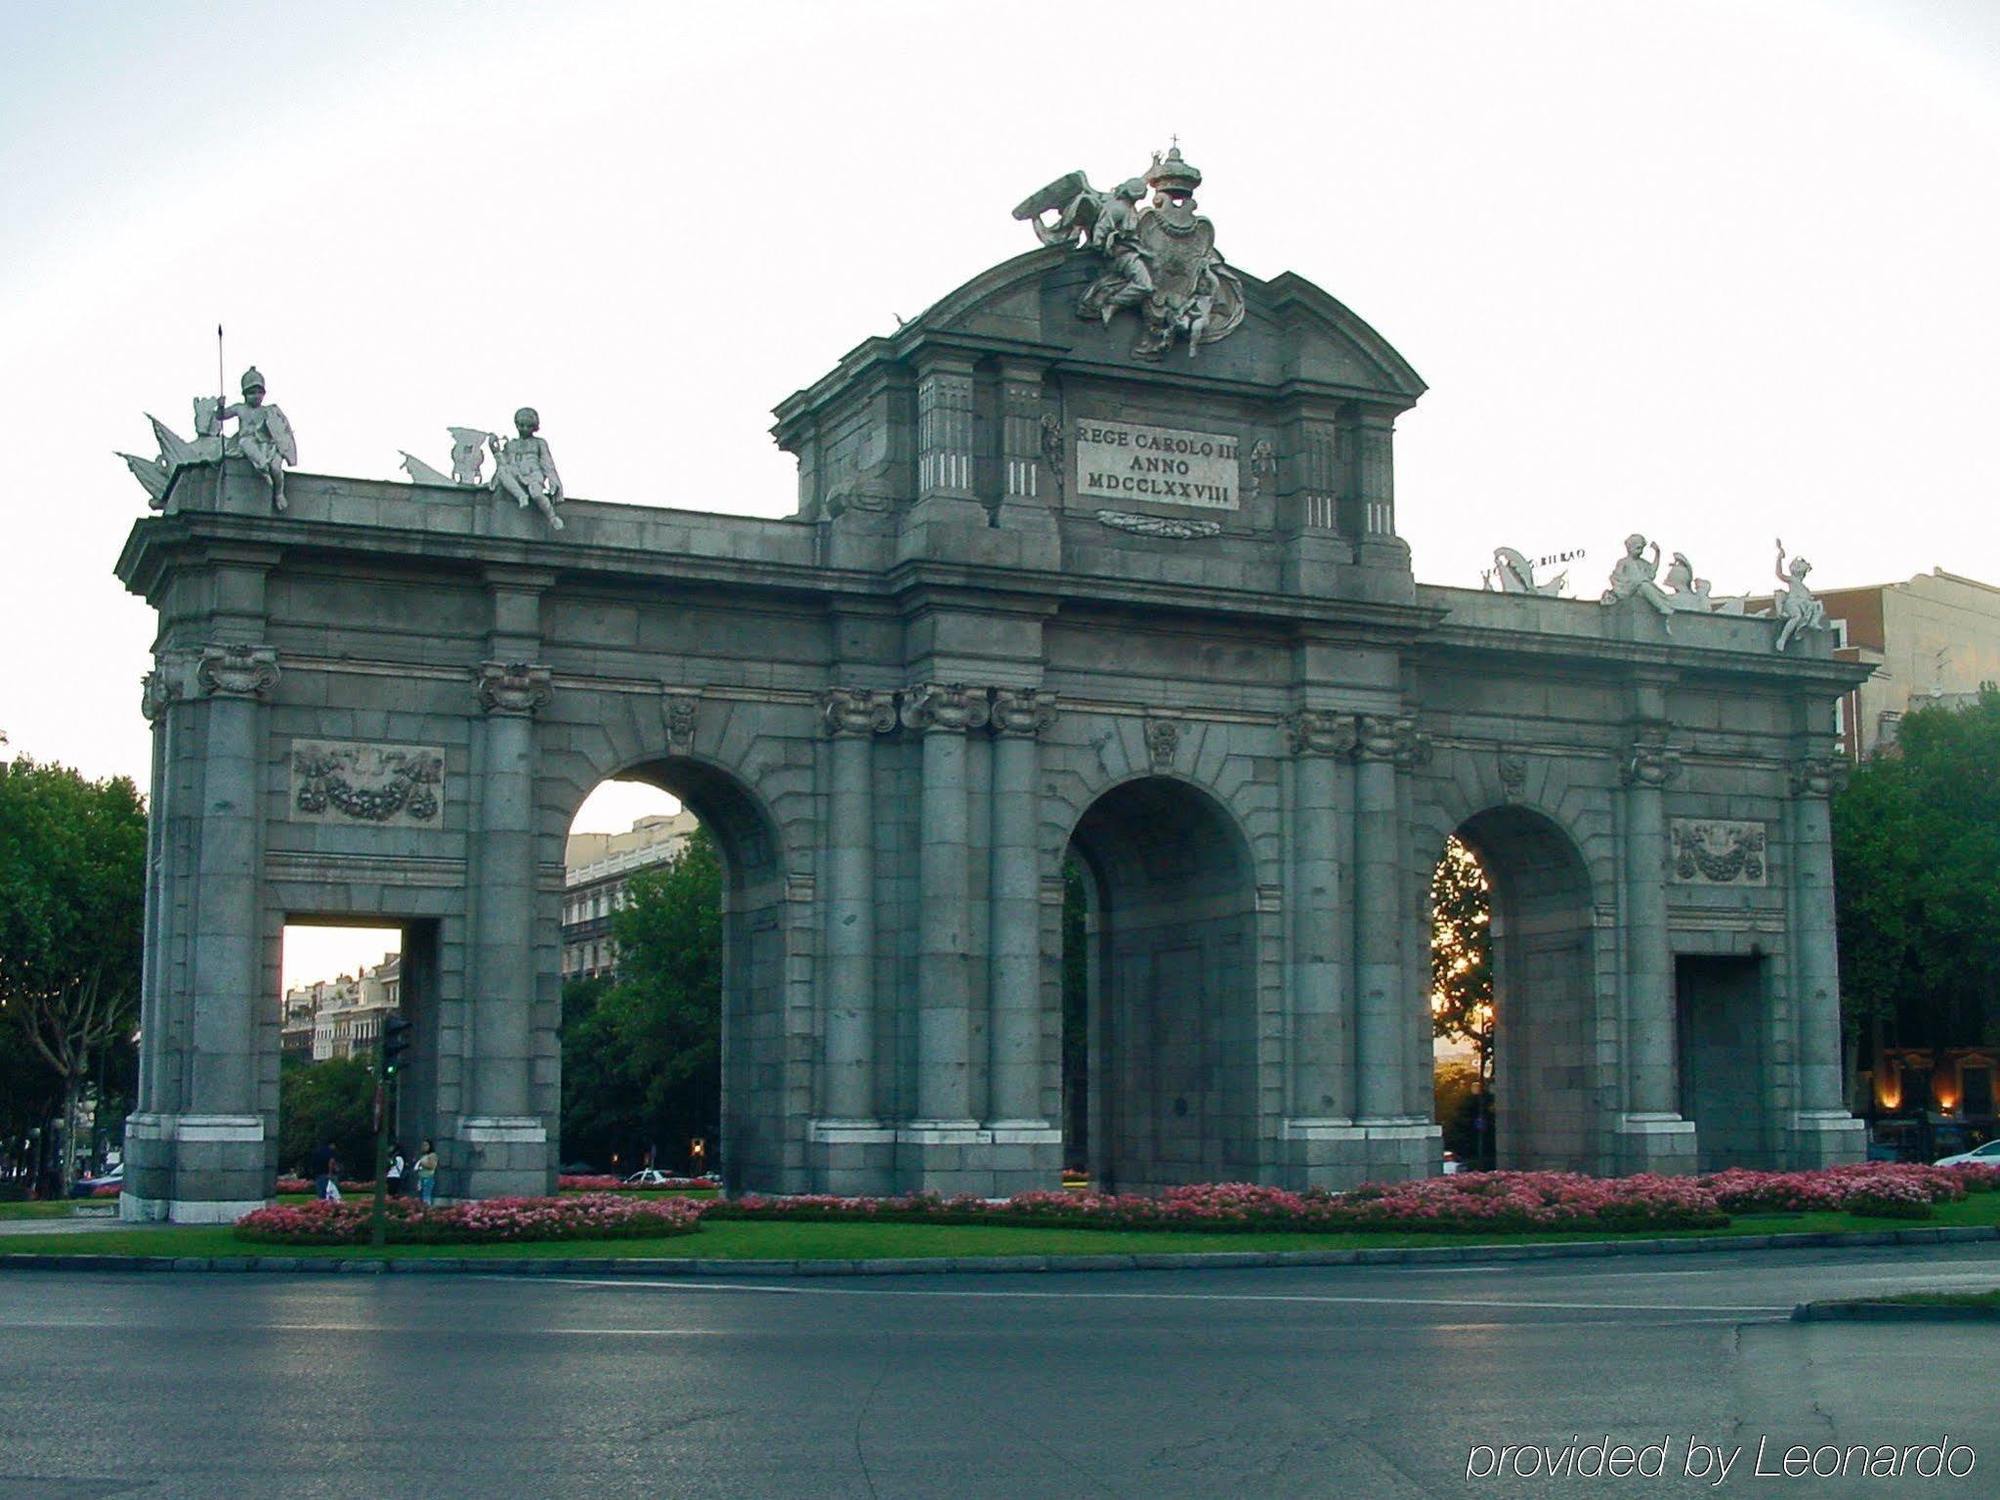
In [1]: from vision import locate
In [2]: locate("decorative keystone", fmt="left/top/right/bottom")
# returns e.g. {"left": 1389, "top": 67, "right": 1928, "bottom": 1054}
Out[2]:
{"left": 475, "top": 661, "right": 553, "bottom": 716}
{"left": 663, "top": 690, "right": 701, "bottom": 752}
{"left": 1144, "top": 714, "right": 1181, "bottom": 770}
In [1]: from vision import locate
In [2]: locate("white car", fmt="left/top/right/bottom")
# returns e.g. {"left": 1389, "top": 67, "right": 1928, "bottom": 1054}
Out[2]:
{"left": 1933, "top": 1139, "right": 2000, "bottom": 1168}
{"left": 622, "top": 1168, "right": 678, "bottom": 1187}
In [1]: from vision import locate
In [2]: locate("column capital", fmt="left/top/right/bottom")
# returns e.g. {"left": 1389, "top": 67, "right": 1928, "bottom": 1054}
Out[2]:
{"left": 991, "top": 688, "right": 1057, "bottom": 738}
{"left": 900, "top": 682, "right": 990, "bottom": 734}
{"left": 821, "top": 686, "right": 898, "bottom": 737}
{"left": 141, "top": 666, "right": 184, "bottom": 723}
{"left": 1789, "top": 755, "right": 1848, "bottom": 798}
{"left": 1352, "top": 712, "right": 1428, "bottom": 767}
{"left": 1619, "top": 730, "right": 1684, "bottom": 788}
{"left": 475, "top": 660, "right": 553, "bottom": 716}
{"left": 1282, "top": 708, "right": 1355, "bottom": 758}
{"left": 196, "top": 643, "right": 279, "bottom": 700}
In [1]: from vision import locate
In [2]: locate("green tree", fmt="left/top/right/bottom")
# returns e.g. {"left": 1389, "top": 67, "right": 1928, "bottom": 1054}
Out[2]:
{"left": 1430, "top": 835, "right": 1494, "bottom": 1083}
{"left": 559, "top": 827, "right": 722, "bottom": 1173}
{"left": 277, "top": 1053, "right": 376, "bottom": 1179}
{"left": 1833, "top": 687, "right": 2000, "bottom": 1051}
{"left": 0, "top": 758, "right": 146, "bottom": 1194}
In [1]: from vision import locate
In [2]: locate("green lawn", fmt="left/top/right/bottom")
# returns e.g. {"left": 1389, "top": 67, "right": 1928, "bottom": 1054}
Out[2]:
{"left": 1887, "top": 1288, "right": 2000, "bottom": 1309}
{"left": 1, "top": 1193, "right": 1995, "bottom": 1264}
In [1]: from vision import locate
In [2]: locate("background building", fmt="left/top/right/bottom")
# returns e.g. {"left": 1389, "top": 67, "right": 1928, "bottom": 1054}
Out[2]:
{"left": 1814, "top": 569, "right": 2000, "bottom": 761}
{"left": 279, "top": 952, "right": 402, "bottom": 1062}
{"left": 561, "top": 811, "right": 699, "bottom": 980}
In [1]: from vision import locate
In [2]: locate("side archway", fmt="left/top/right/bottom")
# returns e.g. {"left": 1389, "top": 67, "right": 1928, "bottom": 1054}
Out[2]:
{"left": 1445, "top": 805, "right": 1603, "bottom": 1173}
{"left": 1065, "top": 775, "right": 1260, "bottom": 1192}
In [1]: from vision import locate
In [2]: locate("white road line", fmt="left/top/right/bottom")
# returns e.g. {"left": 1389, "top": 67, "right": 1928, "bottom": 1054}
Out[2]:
{"left": 540, "top": 1278, "right": 1792, "bottom": 1314}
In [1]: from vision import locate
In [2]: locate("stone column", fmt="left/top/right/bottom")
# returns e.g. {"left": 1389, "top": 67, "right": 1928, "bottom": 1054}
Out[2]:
{"left": 1615, "top": 726, "right": 1698, "bottom": 1172}
{"left": 1351, "top": 715, "right": 1409, "bottom": 1122}
{"left": 123, "top": 644, "right": 278, "bottom": 1223}
{"left": 987, "top": 690, "right": 1056, "bottom": 1133}
{"left": 818, "top": 688, "right": 896, "bottom": 1124}
{"left": 1787, "top": 752, "right": 1865, "bottom": 1165}
{"left": 464, "top": 659, "right": 552, "bottom": 1196}
{"left": 900, "top": 683, "right": 989, "bottom": 1165}
{"left": 1279, "top": 709, "right": 1359, "bottom": 1185}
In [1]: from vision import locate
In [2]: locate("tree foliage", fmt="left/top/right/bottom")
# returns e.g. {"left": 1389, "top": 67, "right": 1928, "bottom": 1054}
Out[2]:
{"left": 1429, "top": 835, "right": 1494, "bottom": 1080}
{"left": 0, "top": 758, "right": 146, "bottom": 1191}
{"left": 1833, "top": 688, "right": 2000, "bottom": 1049}
{"left": 277, "top": 1053, "right": 376, "bottom": 1178}
{"left": 560, "top": 826, "right": 722, "bottom": 1172}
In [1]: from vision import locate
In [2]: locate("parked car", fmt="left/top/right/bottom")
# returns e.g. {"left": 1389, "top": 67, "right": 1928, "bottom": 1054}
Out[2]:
{"left": 70, "top": 1170, "right": 123, "bottom": 1199}
{"left": 622, "top": 1168, "right": 677, "bottom": 1187}
{"left": 1934, "top": 1139, "right": 2000, "bottom": 1168}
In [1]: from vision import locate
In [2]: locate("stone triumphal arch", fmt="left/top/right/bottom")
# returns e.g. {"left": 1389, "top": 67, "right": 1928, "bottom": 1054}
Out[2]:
{"left": 116, "top": 150, "right": 1865, "bottom": 1219}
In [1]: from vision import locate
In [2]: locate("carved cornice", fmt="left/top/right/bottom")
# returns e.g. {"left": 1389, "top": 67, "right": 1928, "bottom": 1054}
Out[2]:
{"left": 1282, "top": 709, "right": 1355, "bottom": 758}
{"left": 196, "top": 643, "right": 279, "bottom": 700}
{"left": 821, "top": 687, "right": 898, "bottom": 738}
{"left": 1789, "top": 755, "right": 1848, "bottom": 799}
{"left": 662, "top": 690, "right": 701, "bottom": 752}
{"left": 900, "top": 682, "right": 990, "bottom": 735}
{"left": 1620, "top": 729, "right": 1684, "bottom": 789}
{"left": 1352, "top": 713, "right": 1429, "bottom": 768}
{"left": 475, "top": 660, "right": 553, "bottom": 716}
{"left": 991, "top": 688, "right": 1057, "bottom": 738}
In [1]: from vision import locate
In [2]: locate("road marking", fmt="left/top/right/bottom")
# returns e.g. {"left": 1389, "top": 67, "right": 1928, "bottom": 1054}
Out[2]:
{"left": 539, "top": 1278, "right": 1792, "bottom": 1314}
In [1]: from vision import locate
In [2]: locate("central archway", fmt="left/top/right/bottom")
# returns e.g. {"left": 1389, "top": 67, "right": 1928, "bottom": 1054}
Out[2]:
{"left": 1449, "top": 806, "right": 1601, "bottom": 1173}
{"left": 557, "top": 755, "right": 788, "bottom": 1194}
{"left": 1065, "top": 777, "right": 1259, "bottom": 1193}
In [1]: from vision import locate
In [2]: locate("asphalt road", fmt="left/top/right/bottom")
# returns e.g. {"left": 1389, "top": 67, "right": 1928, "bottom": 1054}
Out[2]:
{"left": 1, "top": 1243, "right": 1996, "bottom": 1500}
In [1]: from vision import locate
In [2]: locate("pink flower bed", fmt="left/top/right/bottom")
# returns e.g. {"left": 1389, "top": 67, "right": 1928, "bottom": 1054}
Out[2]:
{"left": 1701, "top": 1162, "right": 1974, "bottom": 1219}
{"left": 556, "top": 1174, "right": 714, "bottom": 1192}
{"left": 234, "top": 1192, "right": 703, "bottom": 1246}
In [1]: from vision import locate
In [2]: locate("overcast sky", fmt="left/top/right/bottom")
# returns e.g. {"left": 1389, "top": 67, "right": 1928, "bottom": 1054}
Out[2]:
{"left": 5, "top": 0, "right": 1996, "bottom": 984}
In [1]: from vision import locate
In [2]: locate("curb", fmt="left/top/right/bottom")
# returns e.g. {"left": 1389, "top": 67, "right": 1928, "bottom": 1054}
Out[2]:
{"left": 2, "top": 1223, "right": 1995, "bottom": 1280}
{"left": 1792, "top": 1298, "right": 2000, "bottom": 1324}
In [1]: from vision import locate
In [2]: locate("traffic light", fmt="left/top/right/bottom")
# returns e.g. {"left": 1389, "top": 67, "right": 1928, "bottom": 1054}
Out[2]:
{"left": 382, "top": 1013, "right": 413, "bottom": 1075}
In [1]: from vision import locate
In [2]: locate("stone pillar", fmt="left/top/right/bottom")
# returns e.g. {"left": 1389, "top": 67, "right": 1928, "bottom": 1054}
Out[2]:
{"left": 898, "top": 682, "right": 989, "bottom": 1188}
{"left": 462, "top": 659, "right": 553, "bottom": 1197}
{"left": 811, "top": 687, "right": 897, "bottom": 1192}
{"left": 122, "top": 643, "right": 278, "bottom": 1224}
{"left": 1347, "top": 712, "right": 1439, "bottom": 1180}
{"left": 985, "top": 689, "right": 1062, "bottom": 1191}
{"left": 996, "top": 362, "right": 1058, "bottom": 540}
{"left": 1615, "top": 726, "right": 1698, "bottom": 1173}
{"left": 1278, "top": 709, "right": 1361, "bottom": 1185}
{"left": 1787, "top": 752, "right": 1866, "bottom": 1166}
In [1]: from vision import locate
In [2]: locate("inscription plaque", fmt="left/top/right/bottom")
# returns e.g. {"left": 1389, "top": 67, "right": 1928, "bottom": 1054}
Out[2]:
{"left": 1073, "top": 418, "right": 1239, "bottom": 510}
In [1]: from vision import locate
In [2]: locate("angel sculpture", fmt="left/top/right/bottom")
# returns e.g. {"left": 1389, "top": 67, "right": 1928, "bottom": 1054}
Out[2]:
{"left": 213, "top": 367, "right": 297, "bottom": 510}
{"left": 1012, "top": 146, "right": 1245, "bottom": 360}
{"left": 1771, "top": 538, "right": 1829, "bottom": 652}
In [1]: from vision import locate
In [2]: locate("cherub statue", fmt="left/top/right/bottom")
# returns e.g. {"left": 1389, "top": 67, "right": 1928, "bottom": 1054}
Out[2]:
{"left": 1772, "top": 538, "right": 1829, "bottom": 651}
{"left": 1601, "top": 533, "right": 1676, "bottom": 627}
{"left": 214, "top": 367, "right": 297, "bottom": 510}
{"left": 490, "top": 407, "right": 564, "bottom": 530}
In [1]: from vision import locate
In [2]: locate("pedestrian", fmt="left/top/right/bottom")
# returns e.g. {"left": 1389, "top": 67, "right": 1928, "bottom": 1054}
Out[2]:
{"left": 415, "top": 1140, "right": 438, "bottom": 1205}
{"left": 386, "top": 1147, "right": 406, "bottom": 1199}
{"left": 309, "top": 1141, "right": 339, "bottom": 1202}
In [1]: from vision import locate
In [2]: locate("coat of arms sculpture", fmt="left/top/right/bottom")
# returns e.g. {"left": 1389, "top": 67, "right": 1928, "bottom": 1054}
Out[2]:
{"left": 1014, "top": 144, "right": 1246, "bottom": 361}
